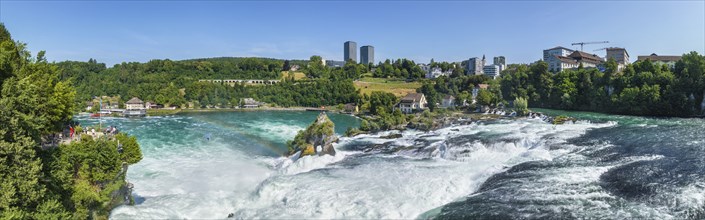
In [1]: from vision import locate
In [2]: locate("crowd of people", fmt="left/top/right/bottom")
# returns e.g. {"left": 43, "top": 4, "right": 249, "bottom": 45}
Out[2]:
{"left": 61, "top": 124, "right": 121, "bottom": 142}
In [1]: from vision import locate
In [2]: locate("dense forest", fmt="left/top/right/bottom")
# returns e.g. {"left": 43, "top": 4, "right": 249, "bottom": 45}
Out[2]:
{"left": 58, "top": 54, "right": 364, "bottom": 109}
{"left": 372, "top": 58, "right": 427, "bottom": 79}
{"left": 499, "top": 53, "right": 705, "bottom": 117}
{"left": 0, "top": 24, "right": 143, "bottom": 219}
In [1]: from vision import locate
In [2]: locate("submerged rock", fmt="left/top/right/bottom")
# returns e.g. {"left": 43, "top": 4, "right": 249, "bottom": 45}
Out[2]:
{"left": 287, "top": 112, "right": 338, "bottom": 156}
{"left": 380, "top": 133, "right": 403, "bottom": 139}
{"left": 551, "top": 115, "right": 577, "bottom": 125}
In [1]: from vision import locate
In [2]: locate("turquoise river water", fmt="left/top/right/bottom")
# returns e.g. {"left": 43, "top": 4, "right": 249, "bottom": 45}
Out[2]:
{"left": 75, "top": 110, "right": 705, "bottom": 219}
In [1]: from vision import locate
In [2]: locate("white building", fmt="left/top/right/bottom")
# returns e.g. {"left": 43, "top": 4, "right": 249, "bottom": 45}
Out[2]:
{"left": 418, "top": 63, "right": 430, "bottom": 73}
{"left": 483, "top": 65, "right": 501, "bottom": 79}
{"left": 124, "top": 97, "right": 146, "bottom": 117}
{"left": 544, "top": 46, "right": 575, "bottom": 72}
{"left": 397, "top": 93, "right": 427, "bottom": 114}
{"left": 637, "top": 53, "right": 681, "bottom": 70}
{"left": 241, "top": 98, "right": 262, "bottom": 108}
{"left": 125, "top": 97, "right": 144, "bottom": 110}
{"left": 425, "top": 67, "right": 452, "bottom": 79}
{"left": 550, "top": 51, "right": 604, "bottom": 72}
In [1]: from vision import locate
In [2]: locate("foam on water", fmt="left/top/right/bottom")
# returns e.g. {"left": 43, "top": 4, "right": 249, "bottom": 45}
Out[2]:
{"left": 227, "top": 118, "right": 614, "bottom": 219}
{"left": 110, "top": 139, "right": 274, "bottom": 219}
{"left": 104, "top": 113, "right": 626, "bottom": 219}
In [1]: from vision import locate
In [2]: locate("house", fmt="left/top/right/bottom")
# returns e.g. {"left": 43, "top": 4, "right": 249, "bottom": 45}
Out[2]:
{"left": 637, "top": 53, "right": 681, "bottom": 69}
{"left": 241, "top": 98, "right": 262, "bottom": 108}
{"left": 418, "top": 63, "right": 430, "bottom": 73}
{"left": 343, "top": 103, "right": 358, "bottom": 114}
{"left": 397, "top": 93, "right": 427, "bottom": 113}
{"left": 290, "top": 64, "right": 300, "bottom": 71}
{"left": 425, "top": 67, "right": 452, "bottom": 79}
{"left": 145, "top": 102, "right": 161, "bottom": 109}
{"left": 124, "top": 97, "right": 146, "bottom": 117}
{"left": 125, "top": 97, "right": 144, "bottom": 110}
{"left": 441, "top": 95, "right": 455, "bottom": 108}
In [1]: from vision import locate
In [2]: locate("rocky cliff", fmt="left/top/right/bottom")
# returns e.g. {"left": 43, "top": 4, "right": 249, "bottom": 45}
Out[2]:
{"left": 287, "top": 112, "right": 338, "bottom": 156}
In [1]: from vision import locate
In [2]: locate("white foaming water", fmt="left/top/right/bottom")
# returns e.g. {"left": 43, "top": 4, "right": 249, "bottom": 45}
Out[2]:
{"left": 227, "top": 119, "right": 614, "bottom": 219}
{"left": 110, "top": 137, "right": 275, "bottom": 219}
{"left": 110, "top": 117, "right": 615, "bottom": 219}
{"left": 244, "top": 120, "right": 306, "bottom": 143}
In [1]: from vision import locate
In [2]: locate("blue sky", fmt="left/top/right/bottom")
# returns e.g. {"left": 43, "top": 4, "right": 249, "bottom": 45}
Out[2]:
{"left": 1, "top": 1, "right": 703, "bottom": 66}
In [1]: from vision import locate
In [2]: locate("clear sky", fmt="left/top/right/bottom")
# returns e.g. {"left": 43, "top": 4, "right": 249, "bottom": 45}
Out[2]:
{"left": 1, "top": 1, "right": 704, "bottom": 66}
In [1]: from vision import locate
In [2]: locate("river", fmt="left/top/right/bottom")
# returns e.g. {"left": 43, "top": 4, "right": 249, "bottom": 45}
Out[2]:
{"left": 76, "top": 110, "right": 704, "bottom": 219}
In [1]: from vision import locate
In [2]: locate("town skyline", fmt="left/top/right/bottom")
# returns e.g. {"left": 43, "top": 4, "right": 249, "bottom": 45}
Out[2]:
{"left": 1, "top": 1, "right": 703, "bottom": 66}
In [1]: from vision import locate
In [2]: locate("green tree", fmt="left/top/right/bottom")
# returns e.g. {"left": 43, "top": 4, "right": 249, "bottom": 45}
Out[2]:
{"left": 514, "top": 97, "right": 529, "bottom": 116}
{"left": 476, "top": 89, "right": 494, "bottom": 107}
{"left": 306, "top": 55, "right": 328, "bottom": 78}
{"left": 115, "top": 133, "right": 143, "bottom": 165}
{"left": 368, "top": 91, "right": 397, "bottom": 115}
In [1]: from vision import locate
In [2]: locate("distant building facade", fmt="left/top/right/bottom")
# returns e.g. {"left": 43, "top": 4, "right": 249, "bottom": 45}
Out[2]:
{"left": 426, "top": 67, "right": 452, "bottom": 79}
{"left": 344, "top": 41, "right": 357, "bottom": 63}
{"left": 125, "top": 97, "right": 146, "bottom": 117}
{"left": 605, "top": 47, "right": 630, "bottom": 71}
{"left": 418, "top": 63, "right": 430, "bottom": 73}
{"left": 493, "top": 56, "right": 507, "bottom": 66}
{"left": 441, "top": 95, "right": 455, "bottom": 108}
{"left": 472, "top": 84, "right": 489, "bottom": 104}
{"left": 241, "top": 98, "right": 262, "bottom": 108}
{"left": 493, "top": 56, "right": 507, "bottom": 73}
{"left": 125, "top": 97, "right": 144, "bottom": 110}
{"left": 325, "top": 60, "right": 346, "bottom": 67}
{"left": 548, "top": 49, "right": 605, "bottom": 72}
{"left": 466, "top": 57, "right": 485, "bottom": 75}
{"left": 568, "top": 51, "right": 604, "bottom": 68}
{"left": 360, "top": 45, "right": 374, "bottom": 64}
{"left": 637, "top": 53, "right": 681, "bottom": 69}
{"left": 483, "top": 65, "right": 501, "bottom": 79}
{"left": 544, "top": 46, "right": 575, "bottom": 72}
{"left": 397, "top": 93, "right": 427, "bottom": 114}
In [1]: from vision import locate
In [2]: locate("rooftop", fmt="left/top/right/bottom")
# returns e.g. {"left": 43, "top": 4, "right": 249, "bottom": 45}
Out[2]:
{"left": 637, "top": 53, "right": 681, "bottom": 62}
{"left": 400, "top": 93, "right": 425, "bottom": 103}
{"left": 554, "top": 55, "right": 578, "bottom": 64}
{"left": 606, "top": 47, "right": 630, "bottom": 57}
{"left": 126, "top": 97, "right": 143, "bottom": 104}
{"left": 568, "top": 51, "right": 604, "bottom": 64}
{"left": 545, "top": 46, "right": 574, "bottom": 52}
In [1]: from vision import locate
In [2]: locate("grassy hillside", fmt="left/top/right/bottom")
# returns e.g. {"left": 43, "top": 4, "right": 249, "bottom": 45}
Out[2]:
{"left": 281, "top": 71, "right": 307, "bottom": 80}
{"left": 354, "top": 77, "right": 422, "bottom": 97}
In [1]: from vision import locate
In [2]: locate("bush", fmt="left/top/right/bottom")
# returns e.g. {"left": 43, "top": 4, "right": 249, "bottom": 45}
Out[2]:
{"left": 514, "top": 97, "right": 529, "bottom": 116}
{"left": 115, "top": 133, "right": 143, "bottom": 165}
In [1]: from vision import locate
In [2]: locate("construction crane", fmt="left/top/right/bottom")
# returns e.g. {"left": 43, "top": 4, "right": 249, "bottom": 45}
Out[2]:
{"left": 593, "top": 47, "right": 609, "bottom": 52}
{"left": 571, "top": 41, "right": 609, "bottom": 51}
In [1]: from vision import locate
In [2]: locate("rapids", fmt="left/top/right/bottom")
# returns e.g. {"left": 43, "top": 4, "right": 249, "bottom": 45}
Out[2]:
{"left": 76, "top": 110, "right": 705, "bottom": 219}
